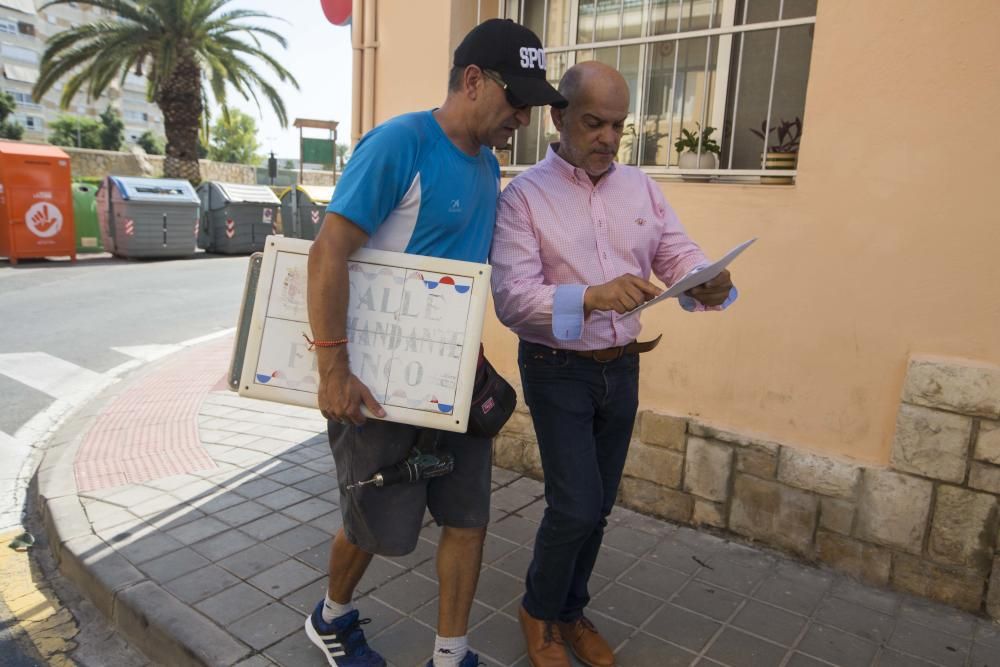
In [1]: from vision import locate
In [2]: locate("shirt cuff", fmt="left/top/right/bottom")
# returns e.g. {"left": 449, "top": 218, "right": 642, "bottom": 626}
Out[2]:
{"left": 679, "top": 286, "right": 739, "bottom": 312}
{"left": 552, "top": 284, "right": 588, "bottom": 340}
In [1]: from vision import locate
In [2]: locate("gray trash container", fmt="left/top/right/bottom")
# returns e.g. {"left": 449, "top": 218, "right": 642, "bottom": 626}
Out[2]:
{"left": 197, "top": 182, "right": 280, "bottom": 254}
{"left": 279, "top": 184, "right": 334, "bottom": 240}
{"left": 96, "top": 176, "right": 200, "bottom": 258}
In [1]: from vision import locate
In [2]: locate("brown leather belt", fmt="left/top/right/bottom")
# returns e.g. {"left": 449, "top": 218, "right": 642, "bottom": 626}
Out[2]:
{"left": 574, "top": 334, "right": 662, "bottom": 363}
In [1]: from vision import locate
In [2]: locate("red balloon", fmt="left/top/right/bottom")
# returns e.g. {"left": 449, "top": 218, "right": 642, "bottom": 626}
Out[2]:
{"left": 320, "top": 0, "right": 352, "bottom": 26}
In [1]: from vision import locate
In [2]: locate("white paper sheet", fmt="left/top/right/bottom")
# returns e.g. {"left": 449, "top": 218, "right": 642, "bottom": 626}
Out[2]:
{"left": 619, "top": 237, "right": 757, "bottom": 319}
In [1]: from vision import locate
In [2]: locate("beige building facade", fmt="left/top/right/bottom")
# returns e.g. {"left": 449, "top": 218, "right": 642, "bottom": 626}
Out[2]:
{"left": 349, "top": 0, "right": 1000, "bottom": 617}
{"left": 0, "top": 0, "right": 163, "bottom": 144}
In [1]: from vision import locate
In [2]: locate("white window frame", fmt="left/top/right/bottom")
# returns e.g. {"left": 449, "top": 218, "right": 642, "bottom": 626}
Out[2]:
{"left": 1, "top": 41, "right": 39, "bottom": 63}
{"left": 503, "top": 0, "right": 815, "bottom": 180}
{"left": 0, "top": 18, "right": 16, "bottom": 34}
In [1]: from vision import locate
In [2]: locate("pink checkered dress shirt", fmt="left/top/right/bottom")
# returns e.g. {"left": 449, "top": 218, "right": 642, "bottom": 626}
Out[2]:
{"left": 491, "top": 145, "right": 721, "bottom": 351}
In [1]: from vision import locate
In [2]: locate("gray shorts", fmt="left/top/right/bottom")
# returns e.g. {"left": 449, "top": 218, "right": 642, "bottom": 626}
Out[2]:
{"left": 327, "top": 419, "right": 493, "bottom": 556}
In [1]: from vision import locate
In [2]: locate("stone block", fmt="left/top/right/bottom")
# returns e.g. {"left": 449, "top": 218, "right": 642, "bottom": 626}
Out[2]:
{"left": 734, "top": 441, "right": 780, "bottom": 479}
{"left": 683, "top": 437, "right": 733, "bottom": 502}
{"left": 891, "top": 404, "right": 972, "bottom": 483}
{"left": 891, "top": 553, "right": 986, "bottom": 612}
{"left": 521, "top": 438, "right": 544, "bottom": 479}
{"left": 975, "top": 420, "right": 1000, "bottom": 464}
{"left": 692, "top": 498, "right": 726, "bottom": 528}
{"left": 501, "top": 410, "right": 536, "bottom": 438}
{"left": 729, "top": 474, "right": 818, "bottom": 556}
{"left": 688, "top": 421, "right": 783, "bottom": 451}
{"left": 819, "top": 497, "right": 855, "bottom": 536}
{"left": 969, "top": 462, "right": 1000, "bottom": 495}
{"left": 777, "top": 448, "right": 862, "bottom": 499}
{"left": 623, "top": 441, "right": 684, "bottom": 488}
{"left": 639, "top": 411, "right": 687, "bottom": 451}
{"left": 815, "top": 531, "right": 890, "bottom": 586}
{"left": 855, "top": 469, "right": 933, "bottom": 554}
{"left": 619, "top": 476, "right": 693, "bottom": 523}
{"left": 902, "top": 356, "right": 1000, "bottom": 419}
{"left": 988, "top": 557, "right": 1000, "bottom": 619}
{"left": 492, "top": 435, "right": 526, "bottom": 472}
{"left": 928, "top": 485, "right": 998, "bottom": 570}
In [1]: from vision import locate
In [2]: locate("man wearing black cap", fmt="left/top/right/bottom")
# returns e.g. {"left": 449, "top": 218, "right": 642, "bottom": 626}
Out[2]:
{"left": 305, "top": 18, "right": 565, "bottom": 667}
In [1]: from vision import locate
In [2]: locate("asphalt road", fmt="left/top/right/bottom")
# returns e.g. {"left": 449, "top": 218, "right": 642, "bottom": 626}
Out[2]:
{"left": 0, "top": 252, "right": 248, "bottom": 436}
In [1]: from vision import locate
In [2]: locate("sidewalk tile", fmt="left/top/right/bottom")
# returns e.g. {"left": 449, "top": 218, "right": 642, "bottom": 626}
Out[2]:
{"left": 219, "top": 543, "right": 288, "bottom": 578}
{"left": 672, "top": 580, "right": 745, "bottom": 622}
{"left": 239, "top": 513, "right": 299, "bottom": 540}
{"left": 797, "top": 623, "right": 879, "bottom": 666}
{"left": 645, "top": 603, "right": 721, "bottom": 651}
{"left": 602, "top": 525, "right": 661, "bottom": 556}
{"left": 279, "top": 497, "right": 337, "bottom": 523}
{"left": 268, "top": 524, "right": 329, "bottom": 556}
{"left": 467, "top": 613, "right": 525, "bottom": 665}
{"left": 248, "top": 560, "right": 324, "bottom": 599}
{"left": 196, "top": 582, "right": 273, "bottom": 625}
{"left": 472, "top": 567, "right": 522, "bottom": 610}
{"left": 229, "top": 602, "right": 302, "bottom": 651}
{"left": 366, "top": 617, "right": 435, "bottom": 667}
{"left": 899, "top": 598, "right": 978, "bottom": 638}
{"left": 614, "top": 632, "right": 695, "bottom": 666}
{"left": 139, "top": 547, "right": 211, "bottom": 584}
{"left": 705, "top": 627, "right": 787, "bottom": 666}
{"left": 191, "top": 528, "right": 257, "bottom": 561}
{"left": 731, "top": 599, "right": 807, "bottom": 646}
{"left": 264, "top": 632, "right": 329, "bottom": 667}
{"left": 590, "top": 582, "right": 662, "bottom": 628}
{"left": 373, "top": 572, "right": 438, "bottom": 614}
{"left": 166, "top": 515, "right": 230, "bottom": 544}
{"left": 886, "top": 619, "right": 969, "bottom": 667}
{"left": 355, "top": 594, "right": 406, "bottom": 639}
{"left": 256, "top": 486, "right": 311, "bottom": 511}
{"left": 813, "top": 595, "right": 895, "bottom": 643}
{"left": 216, "top": 500, "right": 273, "bottom": 527}
{"left": 165, "top": 564, "right": 241, "bottom": 604}
{"left": 619, "top": 560, "right": 689, "bottom": 600}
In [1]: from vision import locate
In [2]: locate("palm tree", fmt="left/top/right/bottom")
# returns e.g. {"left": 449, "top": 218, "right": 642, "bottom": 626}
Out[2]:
{"left": 33, "top": 0, "right": 298, "bottom": 182}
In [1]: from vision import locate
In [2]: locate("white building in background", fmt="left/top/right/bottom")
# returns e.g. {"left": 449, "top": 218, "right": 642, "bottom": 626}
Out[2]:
{"left": 0, "top": 0, "right": 162, "bottom": 145}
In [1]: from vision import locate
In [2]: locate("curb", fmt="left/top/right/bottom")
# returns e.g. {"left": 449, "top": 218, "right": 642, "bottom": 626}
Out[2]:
{"left": 35, "top": 350, "right": 253, "bottom": 667}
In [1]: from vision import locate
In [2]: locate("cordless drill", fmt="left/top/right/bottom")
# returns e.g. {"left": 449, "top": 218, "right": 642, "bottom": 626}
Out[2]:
{"left": 346, "top": 430, "right": 454, "bottom": 490}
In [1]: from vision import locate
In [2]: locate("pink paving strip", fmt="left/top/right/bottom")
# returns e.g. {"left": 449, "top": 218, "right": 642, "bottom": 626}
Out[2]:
{"left": 74, "top": 336, "right": 234, "bottom": 492}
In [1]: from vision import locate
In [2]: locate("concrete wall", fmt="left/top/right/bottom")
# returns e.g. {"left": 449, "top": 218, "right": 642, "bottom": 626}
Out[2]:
{"left": 63, "top": 146, "right": 257, "bottom": 184}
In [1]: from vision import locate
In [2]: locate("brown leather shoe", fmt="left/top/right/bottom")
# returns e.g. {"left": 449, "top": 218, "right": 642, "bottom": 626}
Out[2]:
{"left": 557, "top": 616, "right": 616, "bottom": 667}
{"left": 519, "top": 605, "right": 571, "bottom": 667}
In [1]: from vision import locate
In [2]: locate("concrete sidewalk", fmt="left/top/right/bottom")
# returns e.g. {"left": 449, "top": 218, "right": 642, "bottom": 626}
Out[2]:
{"left": 34, "top": 337, "right": 1000, "bottom": 667}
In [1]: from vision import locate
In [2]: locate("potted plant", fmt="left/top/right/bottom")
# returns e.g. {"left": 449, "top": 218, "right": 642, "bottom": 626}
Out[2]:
{"left": 750, "top": 117, "right": 802, "bottom": 184}
{"left": 675, "top": 124, "right": 720, "bottom": 175}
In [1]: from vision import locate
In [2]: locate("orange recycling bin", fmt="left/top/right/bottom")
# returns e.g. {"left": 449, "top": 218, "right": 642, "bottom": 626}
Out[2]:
{"left": 0, "top": 141, "right": 76, "bottom": 265}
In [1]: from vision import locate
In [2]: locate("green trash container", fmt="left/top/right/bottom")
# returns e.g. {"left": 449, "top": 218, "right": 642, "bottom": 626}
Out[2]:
{"left": 72, "top": 182, "right": 103, "bottom": 253}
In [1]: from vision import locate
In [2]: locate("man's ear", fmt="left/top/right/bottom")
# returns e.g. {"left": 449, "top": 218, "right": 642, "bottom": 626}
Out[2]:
{"left": 550, "top": 106, "right": 565, "bottom": 131}
{"left": 463, "top": 65, "right": 484, "bottom": 101}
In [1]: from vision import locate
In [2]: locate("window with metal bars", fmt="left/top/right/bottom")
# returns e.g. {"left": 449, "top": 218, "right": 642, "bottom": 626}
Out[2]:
{"left": 503, "top": 0, "right": 816, "bottom": 183}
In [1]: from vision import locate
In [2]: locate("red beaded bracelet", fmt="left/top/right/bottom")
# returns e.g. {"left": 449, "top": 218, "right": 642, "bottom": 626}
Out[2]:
{"left": 302, "top": 333, "right": 349, "bottom": 351}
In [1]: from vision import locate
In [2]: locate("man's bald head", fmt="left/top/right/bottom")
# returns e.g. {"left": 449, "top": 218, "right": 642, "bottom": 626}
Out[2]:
{"left": 551, "top": 61, "right": 631, "bottom": 183}
{"left": 558, "top": 61, "right": 630, "bottom": 109}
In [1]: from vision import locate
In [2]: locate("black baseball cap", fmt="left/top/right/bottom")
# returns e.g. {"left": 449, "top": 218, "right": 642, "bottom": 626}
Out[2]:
{"left": 454, "top": 19, "right": 568, "bottom": 109}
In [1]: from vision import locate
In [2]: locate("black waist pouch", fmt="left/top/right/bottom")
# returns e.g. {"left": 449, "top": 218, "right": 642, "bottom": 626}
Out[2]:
{"left": 467, "top": 348, "right": 517, "bottom": 438}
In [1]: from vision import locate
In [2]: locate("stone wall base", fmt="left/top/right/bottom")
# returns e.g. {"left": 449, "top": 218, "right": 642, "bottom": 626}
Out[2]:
{"left": 494, "top": 355, "right": 1000, "bottom": 618}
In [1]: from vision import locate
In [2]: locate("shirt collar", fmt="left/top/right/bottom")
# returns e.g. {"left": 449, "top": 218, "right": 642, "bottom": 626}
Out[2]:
{"left": 544, "top": 143, "right": 617, "bottom": 186}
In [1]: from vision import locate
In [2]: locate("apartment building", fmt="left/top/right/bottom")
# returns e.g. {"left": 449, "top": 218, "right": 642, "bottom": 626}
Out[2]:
{"left": 0, "top": 0, "right": 162, "bottom": 145}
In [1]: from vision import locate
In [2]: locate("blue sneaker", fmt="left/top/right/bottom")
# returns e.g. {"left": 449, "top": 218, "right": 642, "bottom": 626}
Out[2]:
{"left": 304, "top": 603, "right": 385, "bottom": 666}
{"left": 424, "top": 651, "right": 481, "bottom": 667}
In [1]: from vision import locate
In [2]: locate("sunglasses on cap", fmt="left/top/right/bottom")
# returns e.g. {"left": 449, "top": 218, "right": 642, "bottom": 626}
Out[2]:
{"left": 482, "top": 69, "right": 529, "bottom": 110}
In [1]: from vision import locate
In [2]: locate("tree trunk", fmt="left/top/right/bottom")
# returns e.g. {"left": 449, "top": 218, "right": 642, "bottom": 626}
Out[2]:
{"left": 155, "top": 55, "right": 203, "bottom": 184}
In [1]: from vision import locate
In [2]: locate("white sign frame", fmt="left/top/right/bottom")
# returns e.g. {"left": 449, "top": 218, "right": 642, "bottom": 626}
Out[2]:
{"left": 238, "top": 236, "right": 492, "bottom": 433}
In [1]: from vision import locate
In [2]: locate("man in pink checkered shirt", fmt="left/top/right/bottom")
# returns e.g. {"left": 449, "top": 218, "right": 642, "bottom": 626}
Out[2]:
{"left": 490, "top": 61, "right": 737, "bottom": 667}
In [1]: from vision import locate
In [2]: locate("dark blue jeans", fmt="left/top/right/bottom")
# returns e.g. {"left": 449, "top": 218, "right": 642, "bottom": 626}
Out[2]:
{"left": 518, "top": 340, "right": 640, "bottom": 621}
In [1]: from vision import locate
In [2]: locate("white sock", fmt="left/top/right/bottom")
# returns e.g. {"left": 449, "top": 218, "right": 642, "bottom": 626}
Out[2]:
{"left": 321, "top": 593, "right": 354, "bottom": 623}
{"left": 433, "top": 635, "right": 468, "bottom": 667}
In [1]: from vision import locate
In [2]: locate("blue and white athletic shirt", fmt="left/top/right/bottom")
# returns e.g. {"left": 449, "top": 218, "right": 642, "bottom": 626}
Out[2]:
{"left": 327, "top": 111, "right": 500, "bottom": 264}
